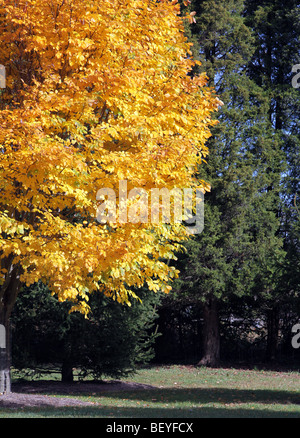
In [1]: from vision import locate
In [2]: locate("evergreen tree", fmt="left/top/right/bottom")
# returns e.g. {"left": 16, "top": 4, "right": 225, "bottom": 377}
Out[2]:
{"left": 11, "top": 282, "right": 161, "bottom": 381}
{"left": 172, "top": 0, "right": 286, "bottom": 366}
{"left": 245, "top": 0, "right": 300, "bottom": 360}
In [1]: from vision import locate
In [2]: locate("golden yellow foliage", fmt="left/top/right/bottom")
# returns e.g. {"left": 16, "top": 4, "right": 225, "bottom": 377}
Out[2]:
{"left": 0, "top": 0, "right": 219, "bottom": 314}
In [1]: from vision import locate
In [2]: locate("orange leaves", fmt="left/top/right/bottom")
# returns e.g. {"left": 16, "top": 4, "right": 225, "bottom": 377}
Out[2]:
{"left": 182, "top": 0, "right": 196, "bottom": 23}
{"left": 0, "top": 0, "right": 219, "bottom": 313}
{"left": 187, "top": 11, "right": 197, "bottom": 24}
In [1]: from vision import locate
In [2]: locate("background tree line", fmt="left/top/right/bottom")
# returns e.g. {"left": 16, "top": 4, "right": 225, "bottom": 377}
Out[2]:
{"left": 11, "top": 0, "right": 300, "bottom": 379}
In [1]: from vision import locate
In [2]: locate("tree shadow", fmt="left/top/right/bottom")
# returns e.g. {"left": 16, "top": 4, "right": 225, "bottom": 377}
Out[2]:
{"left": 100, "top": 387, "right": 300, "bottom": 406}
{"left": 1, "top": 403, "right": 299, "bottom": 418}
{"left": 9, "top": 381, "right": 300, "bottom": 413}
{"left": 11, "top": 380, "right": 300, "bottom": 405}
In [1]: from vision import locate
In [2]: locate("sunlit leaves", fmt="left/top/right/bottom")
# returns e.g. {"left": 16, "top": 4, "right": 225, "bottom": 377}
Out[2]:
{"left": 0, "top": 0, "right": 219, "bottom": 313}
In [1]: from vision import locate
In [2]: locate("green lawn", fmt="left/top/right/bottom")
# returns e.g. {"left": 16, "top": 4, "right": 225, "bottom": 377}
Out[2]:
{"left": 1, "top": 365, "right": 299, "bottom": 418}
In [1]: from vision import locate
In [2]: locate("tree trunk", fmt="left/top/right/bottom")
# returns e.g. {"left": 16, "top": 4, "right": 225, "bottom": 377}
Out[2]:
{"left": 198, "top": 297, "right": 220, "bottom": 367}
{"left": 61, "top": 360, "right": 74, "bottom": 383}
{"left": 0, "top": 320, "right": 11, "bottom": 394}
{"left": 266, "top": 306, "right": 279, "bottom": 362}
{"left": 0, "top": 259, "right": 21, "bottom": 394}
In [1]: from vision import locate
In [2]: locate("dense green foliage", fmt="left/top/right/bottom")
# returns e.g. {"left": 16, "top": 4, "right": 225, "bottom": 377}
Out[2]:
{"left": 11, "top": 282, "right": 161, "bottom": 380}
{"left": 158, "top": 0, "right": 300, "bottom": 366}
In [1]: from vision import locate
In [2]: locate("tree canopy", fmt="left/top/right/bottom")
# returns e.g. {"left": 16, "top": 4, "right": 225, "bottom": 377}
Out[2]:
{"left": 0, "top": 0, "right": 219, "bottom": 318}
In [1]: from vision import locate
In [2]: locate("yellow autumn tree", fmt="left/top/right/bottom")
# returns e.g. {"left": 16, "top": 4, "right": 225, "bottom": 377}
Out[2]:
{"left": 0, "top": 0, "right": 219, "bottom": 391}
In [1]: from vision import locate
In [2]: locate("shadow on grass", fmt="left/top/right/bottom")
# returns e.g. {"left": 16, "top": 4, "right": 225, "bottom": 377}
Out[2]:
{"left": 4, "top": 383, "right": 299, "bottom": 418}
{"left": 0, "top": 403, "right": 299, "bottom": 418}
{"left": 101, "top": 387, "right": 300, "bottom": 405}
{"left": 11, "top": 383, "right": 300, "bottom": 405}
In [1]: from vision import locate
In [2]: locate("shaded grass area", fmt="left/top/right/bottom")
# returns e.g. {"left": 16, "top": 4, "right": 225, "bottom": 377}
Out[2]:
{"left": 1, "top": 365, "right": 299, "bottom": 418}
{"left": 0, "top": 405, "right": 299, "bottom": 418}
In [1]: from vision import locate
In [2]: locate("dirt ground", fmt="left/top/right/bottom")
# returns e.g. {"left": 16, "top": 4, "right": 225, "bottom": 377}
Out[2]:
{"left": 0, "top": 380, "right": 155, "bottom": 409}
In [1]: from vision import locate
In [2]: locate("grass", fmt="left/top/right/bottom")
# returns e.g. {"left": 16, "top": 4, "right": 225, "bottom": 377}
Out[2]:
{"left": 1, "top": 365, "right": 300, "bottom": 418}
